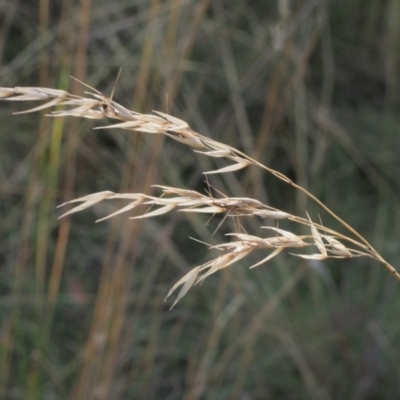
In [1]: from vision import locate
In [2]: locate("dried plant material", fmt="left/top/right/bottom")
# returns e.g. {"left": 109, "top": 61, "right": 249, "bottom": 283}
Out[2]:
{"left": 204, "top": 158, "right": 251, "bottom": 175}
{"left": 152, "top": 111, "right": 189, "bottom": 128}
{"left": 0, "top": 87, "right": 68, "bottom": 114}
{"left": 2, "top": 80, "right": 400, "bottom": 309}
{"left": 194, "top": 149, "right": 232, "bottom": 157}
{"left": 291, "top": 213, "right": 328, "bottom": 260}
{"left": 104, "top": 101, "right": 137, "bottom": 121}
{"left": 57, "top": 191, "right": 115, "bottom": 219}
{"left": 163, "top": 131, "right": 205, "bottom": 149}
{"left": 261, "top": 227, "right": 307, "bottom": 248}
{"left": 95, "top": 120, "right": 144, "bottom": 130}
{"left": 51, "top": 99, "right": 104, "bottom": 119}
{"left": 291, "top": 216, "right": 357, "bottom": 260}
{"left": 249, "top": 248, "right": 285, "bottom": 269}
{"left": 96, "top": 199, "right": 145, "bottom": 222}
{"left": 253, "top": 210, "right": 290, "bottom": 220}
{"left": 179, "top": 206, "right": 226, "bottom": 214}
{"left": 291, "top": 252, "right": 328, "bottom": 261}
{"left": 323, "top": 235, "right": 352, "bottom": 257}
{"left": 152, "top": 185, "right": 205, "bottom": 198}
{"left": 165, "top": 266, "right": 201, "bottom": 309}
{"left": 214, "top": 198, "right": 265, "bottom": 209}
{"left": 130, "top": 204, "right": 177, "bottom": 219}
{"left": 307, "top": 213, "right": 327, "bottom": 256}
{"left": 5, "top": 87, "right": 68, "bottom": 100}
{"left": 0, "top": 88, "right": 15, "bottom": 98}
{"left": 195, "top": 250, "right": 252, "bottom": 285}
{"left": 225, "top": 233, "right": 270, "bottom": 247}
{"left": 14, "top": 97, "right": 67, "bottom": 115}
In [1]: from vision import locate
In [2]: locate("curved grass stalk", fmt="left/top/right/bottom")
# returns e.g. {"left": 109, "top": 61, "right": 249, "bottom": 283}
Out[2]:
{"left": 1, "top": 82, "right": 399, "bottom": 308}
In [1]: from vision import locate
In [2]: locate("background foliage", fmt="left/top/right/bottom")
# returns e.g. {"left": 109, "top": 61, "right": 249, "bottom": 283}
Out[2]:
{"left": 1, "top": 0, "right": 400, "bottom": 399}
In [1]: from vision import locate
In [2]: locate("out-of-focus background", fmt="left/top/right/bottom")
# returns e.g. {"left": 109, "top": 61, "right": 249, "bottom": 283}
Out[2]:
{"left": 1, "top": 0, "right": 400, "bottom": 399}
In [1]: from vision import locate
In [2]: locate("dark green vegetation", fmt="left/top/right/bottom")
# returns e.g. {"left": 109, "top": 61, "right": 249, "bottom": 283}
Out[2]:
{"left": 1, "top": 1, "right": 400, "bottom": 399}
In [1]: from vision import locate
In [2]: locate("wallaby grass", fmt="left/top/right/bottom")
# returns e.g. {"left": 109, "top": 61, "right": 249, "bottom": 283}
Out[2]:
{"left": 1, "top": 1, "right": 400, "bottom": 399}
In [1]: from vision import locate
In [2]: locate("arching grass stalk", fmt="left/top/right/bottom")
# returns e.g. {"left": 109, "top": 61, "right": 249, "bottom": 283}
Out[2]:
{"left": 1, "top": 84, "right": 399, "bottom": 308}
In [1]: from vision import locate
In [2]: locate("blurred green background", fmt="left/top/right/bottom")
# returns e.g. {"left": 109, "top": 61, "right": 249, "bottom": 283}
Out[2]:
{"left": 1, "top": 0, "right": 400, "bottom": 399}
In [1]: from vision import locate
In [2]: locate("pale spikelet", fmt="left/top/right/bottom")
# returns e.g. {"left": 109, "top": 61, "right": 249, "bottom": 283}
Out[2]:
{"left": 152, "top": 111, "right": 189, "bottom": 128}
{"left": 152, "top": 185, "right": 206, "bottom": 198}
{"left": 6, "top": 88, "right": 69, "bottom": 114}
{"left": 322, "top": 235, "right": 352, "bottom": 257}
{"left": 89, "top": 95, "right": 137, "bottom": 121}
{"left": 57, "top": 191, "right": 116, "bottom": 218}
{"left": 291, "top": 251, "right": 328, "bottom": 260}
{"left": 163, "top": 130, "right": 205, "bottom": 149}
{"left": 307, "top": 213, "right": 326, "bottom": 255}
{"left": 261, "top": 227, "right": 307, "bottom": 248}
{"left": 165, "top": 266, "right": 201, "bottom": 309}
{"left": 180, "top": 206, "right": 226, "bottom": 214}
{"left": 195, "top": 249, "right": 252, "bottom": 284}
{"left": 291, "top": 213, "right": 328, "bottom": 260}
{"left": 194, "top": 149, "right": 231, "bottom": 157}
{"left": 0, "top": 88, "right": 17, "bottom": 98}
{"left": 130, "top": 204, "right": 177, "bottom": 219}
{"left": 214, "top": 198, "right": 264, "bottom": 209}
{"left": 51, "top": 99, "right": 104, "bottom": 119}
{"left": 195, "top": 140, "right": 254, "bottom": 173}
{"left": 203, "top": 156, "right": 251, "bottom": 174}
{"left": 249, "top": 248, "right": 285, "bottom": 269}
{"left": 6, "top": 87, "right": 68, "bottom": 100}
{"left": 96, "top": 198, "right": 146, "bottom": 222}
{"left": 290, "top": 215, "right": 356, "bottom": 260}
{"left": 223, "top": 233, "right": 277, "bottom": 248}
{"left": 253, "top": 210, "right": 290, "bottom": 220}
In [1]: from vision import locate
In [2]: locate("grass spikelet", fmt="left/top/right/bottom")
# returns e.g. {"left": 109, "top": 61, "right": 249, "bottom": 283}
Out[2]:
{"left": 165, "top": 266, "right": 201, "bottom": 310}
